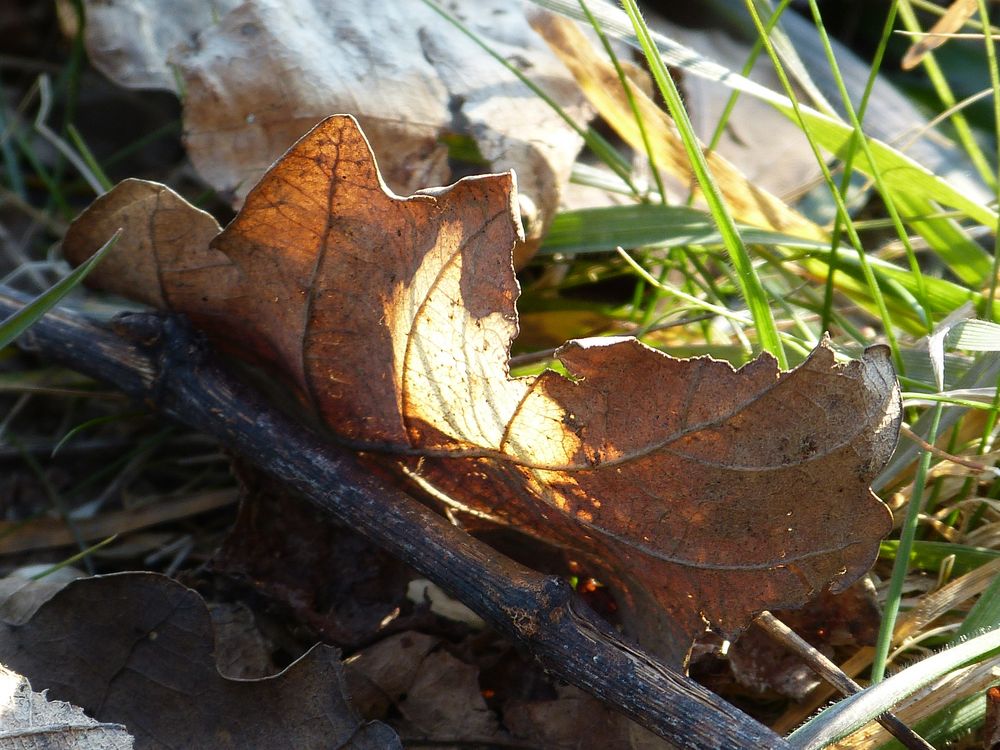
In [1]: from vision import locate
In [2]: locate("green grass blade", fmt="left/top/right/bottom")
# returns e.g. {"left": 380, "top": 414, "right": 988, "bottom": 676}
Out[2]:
{"left": 619, "top": 0, "right": 786, "bottom": 367}
{"left": 976, "top": 0, "right": 1000, "bottom": 315}
{"left": 0, "top": 229, "right": 120, "bottom": 350}
{"left": 946, "top": 319, "right": 1000, "bottom": 351}
{"left": 876, "top": 690, "right": 987, "bottom": 750}
{"left": 880, "top": 539, "right": 1000, "bottom": 576}
{"left": 871, "top": 403, "right": 943, "bottom": 683}
{"left": 954, "top": 572, "right": 1000, "bottom": 643}
{"left": 532, "top": 0, "right": 998, "bottom": 230}
{"left": 541, "top": 205, "right": 828, "bottom": 255}
{"left": 897, "top": 0, "right": 996, "bottom": 189}
{"left": 740, "top": 0, "right": 902, "bottom": 370}
{"left": 51, "top": 411, "right": 143, "bottom": 458}
{"left": 896, "top": 194, "right": 994, "bottom": 287}
{"left": 577, "top": 0, "right": 666, "bottom": 202}
{"left": 793, "top": 247, "right": 991, "bottom": 334}
{"left": 29, "top": 534, "right": 118, "bottom": 580}
{"left": 803, "top": 0, "right": 932, "bottom": 332}
{"left": 819, "top": 0, "right": 895, "bottom": 332}
{"left": 788, "top": 626, "right": 1000, "bottom": 749}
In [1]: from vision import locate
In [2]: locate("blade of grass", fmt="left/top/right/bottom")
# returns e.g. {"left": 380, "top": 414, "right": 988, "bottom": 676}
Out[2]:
{"left": 804, "top": 0, "right": 934, "bottom": 335}
{"left": 66, "top": 123, "right": 112, "bottom": 192}
{"left": 577, "top": 0, "right": 664, "bottom": 203}
{"left": 540, "top": 204, "right": 828, "bottom": 255}
{"left": 788, "top": 625, "right": 1000, "bottom": 749}
{"left": 705, "top": 0, "right": 794, "bottom": 150}
{"left": 742, "top": 0, "right": 905, "bottom": 370}
{"left": 953, "top": 571, "right": 1000, "bottom": 644}
{"left": 816, "top": 0, "right": 907, "bottom": 332}
{"left": 975, "top": 0, "right": 1000, "bottom": 318}
{"left": 881, "top": 538, "right": 1000, "bottom": 577}
{"left": 51, "top": 411, "right": 144, "bottom": 458}
{"left": 617, "top": 248, "right": 812, "bottom": 358}
{"left": 533, "top": 12, "right": 824, "bottom": 240}
{"left": 876, "top": 689, "right": 987, "bottom": 750}
{"left": 28, "top": 534, "right": 118, "bottom": 580}
{"left": 33, "top": 75, "right": 104, "bottom": 196}
{"left": 533, "top": 0, "right": 999, "bottom": 229}
{"left": 0, "top": 101, "right": 26, "bottom": 199}
{"left": 871, "top": 403, "right": 944, "bottom": 683}
{"left": 619, "top": 0, "right": 786, "bottom": 366}
{"left": 898, "top": 0, "right": 996, "bottom": 189}
{"left": 0, "top": 229, "right": 120, "bottom": 350}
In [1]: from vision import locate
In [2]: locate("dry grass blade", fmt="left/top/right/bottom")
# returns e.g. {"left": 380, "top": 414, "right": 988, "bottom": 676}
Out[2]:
{"left": 0, "top": 489, "right": 237, "bottom": 555}
{"left": 755, "top": 611, "right": 934, "bottom": 750}
{"left": 902, "top": 0, "right": 978, "bottom": 70}
{"left": 773, "top": 557, "right": 1000, "bottom": 733}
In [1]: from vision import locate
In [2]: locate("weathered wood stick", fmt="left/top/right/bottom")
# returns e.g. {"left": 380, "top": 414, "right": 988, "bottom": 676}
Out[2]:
{"left": 0, "top": 287, "right": 790, "bottom": 750}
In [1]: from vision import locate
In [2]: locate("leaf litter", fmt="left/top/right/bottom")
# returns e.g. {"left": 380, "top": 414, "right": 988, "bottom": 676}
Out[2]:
{"left": 0, "top": 572, "right": 401, "bottom": 749}
{"left": 0, "top": 2, "right": 915, "bottom": 745}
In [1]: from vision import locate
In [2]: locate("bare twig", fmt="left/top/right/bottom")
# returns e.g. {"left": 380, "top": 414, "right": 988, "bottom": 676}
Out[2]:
{"left": 0, "top": 286, "right": 790, "bottom": 750}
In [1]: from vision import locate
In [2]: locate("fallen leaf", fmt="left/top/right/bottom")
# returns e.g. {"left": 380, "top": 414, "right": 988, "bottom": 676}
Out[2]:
{"left": 0, "top": 572, "right": 401, "bottom": 749}
{"left": 504, "top": 682, "right": 669, "bottom": 750}
{"left": 0, "top": 565, "right": 84, "bottom": 624}
{"left": 0, "top": 665, "right": 134, "bottom": 750}
{"left": 64, "top": 115, "right": 900, "bottom": 664}
{"left": 207, "top": 601, "right": 274, "bottom": 680}
{"left": 344, "top": 632, "right": 508, "bottom": 745}
{"left": 80, "top": 0, "right": 591, "bottom": 264}
{"left": 396, "top": 649, "right": 503, "bottom": 741}
{"left": 407, "top": 579, "right": 487, "bottom": 629}
{"left": 344, "top": 632, "right": 441, "bottom": 718}
{"left": 348, "top": 630, "right": 669, "bottom": 748}
{"left": 81, "top": 0, "right": 239, "bottom": 91}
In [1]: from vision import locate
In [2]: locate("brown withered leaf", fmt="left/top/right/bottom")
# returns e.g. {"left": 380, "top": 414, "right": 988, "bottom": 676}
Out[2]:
{"left": 0, "top": 573, "right": 400, "bottom": 749}
{"left": 63, "top": 115, "right": 900, "bottom": 664}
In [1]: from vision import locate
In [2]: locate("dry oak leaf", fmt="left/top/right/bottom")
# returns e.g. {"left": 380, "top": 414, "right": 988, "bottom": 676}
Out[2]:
{"left": 63, "top": 114, "right": 901, "bottom": 665}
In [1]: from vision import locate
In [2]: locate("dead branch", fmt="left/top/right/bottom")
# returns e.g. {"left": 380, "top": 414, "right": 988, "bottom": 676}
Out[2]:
{"left": 0, "top": 287, "right": 791, "bottom": 750}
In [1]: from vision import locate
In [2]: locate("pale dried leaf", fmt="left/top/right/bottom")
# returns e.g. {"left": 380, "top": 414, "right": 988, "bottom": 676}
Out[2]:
{"left": 407, "top": 579, "right": 487, "bottom": 629}
{"left": 0, "top": 665, "right": 134, "bottom": 750}
{"left": 82, "top": 0, "right": 590, "bottom": 262}
{"left": 82, "top": 0, "right": 240, "bottom": 91}
{"left": 0, "top": 567, "right": 83, "bottom": 625}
